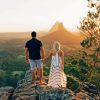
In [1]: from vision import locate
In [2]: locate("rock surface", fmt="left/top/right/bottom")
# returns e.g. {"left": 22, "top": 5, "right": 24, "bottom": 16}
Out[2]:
{"left": 0, "top": 86, "right": 14, "bottom": 100}
{"left": 0, "top": 70, "right": 99, "bottom": 100}
{"left": 13, "top": 70, "right": 75, "bottom": 100}
{"left": 12, "top": 70, "right": 100, "bottom": 100}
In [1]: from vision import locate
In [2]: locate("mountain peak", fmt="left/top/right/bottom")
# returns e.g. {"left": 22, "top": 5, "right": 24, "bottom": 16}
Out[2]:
{"left": 49, "top": 21, "right": 68, "bottom": 33}
{"left": 54, "top": 21, "right": 63, "bottom": 26}
{"left": 40, "top": 21, "right": 83, "bottom": 44}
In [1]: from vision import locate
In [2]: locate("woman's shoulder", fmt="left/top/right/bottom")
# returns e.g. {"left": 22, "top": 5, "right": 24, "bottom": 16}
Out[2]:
{"left": 58, "top": 49, "right": 64, "bottom": 55}
{"left": 50, "top": 49, "right": 55, "bottom": 52}
{"left": 50, "top": 49, "right": 57, "bottom": 56}
{"left": 50, "top": 49, "right": 64, "bottom": 55}
{"left": 49, "top": 49, "right": 54, "bottom": 54}
{"left": 58, "top": 49, "right": 63, "bottom": 53}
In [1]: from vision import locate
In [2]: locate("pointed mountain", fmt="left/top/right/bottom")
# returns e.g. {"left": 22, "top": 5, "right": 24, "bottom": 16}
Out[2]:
{"left": 40, "top": 21, "right": 83, "bottom": 44}
{"left": 49, "top": 21, "right": 69, "bottom": 33}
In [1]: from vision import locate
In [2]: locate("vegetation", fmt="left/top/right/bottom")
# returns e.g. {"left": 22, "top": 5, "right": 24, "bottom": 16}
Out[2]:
{"left": 0, "top": 43, "right": 29, "bottom": 87}
{"left": 0, "top": 1, "right": 99, "bottom": 96}
{"left": 0, "top": 40, "right": 99, "bottom": 92}
{"left": 78, "top": 0, "right": 100, "bottom": 92}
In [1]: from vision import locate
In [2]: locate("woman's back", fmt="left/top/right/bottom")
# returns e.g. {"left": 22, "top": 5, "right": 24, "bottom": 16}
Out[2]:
{"left": 47, "top": 41, "right": 66, "bottom": 88}
{"left": 48, "top": 49, "right": 66, "bottom": 88}
{"left": 51, "top": 49, "right": 63, "bottom": 67}
{"left": 51, "top": 49, "right": 62, "bottom": 56}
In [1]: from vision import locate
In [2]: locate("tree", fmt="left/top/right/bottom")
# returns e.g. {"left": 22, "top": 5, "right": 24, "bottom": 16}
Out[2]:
{"left": 79, "top": 0, "right": 100, "bottom": 67}
{"left": 78, "top": 0, "right": 100, "bottom": 92}
{"left": 79, "top": 0, "right": 100, "bottom": 48}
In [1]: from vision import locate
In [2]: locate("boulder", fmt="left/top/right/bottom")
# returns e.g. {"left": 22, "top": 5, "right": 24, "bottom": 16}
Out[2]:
{"left": 0, "top": 86, "right": 14, "bottom": 100}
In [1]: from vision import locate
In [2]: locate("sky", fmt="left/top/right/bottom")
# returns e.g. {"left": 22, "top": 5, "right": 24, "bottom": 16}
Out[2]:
{"left": 0, "top": 0, "right": 88, "bottom": 32}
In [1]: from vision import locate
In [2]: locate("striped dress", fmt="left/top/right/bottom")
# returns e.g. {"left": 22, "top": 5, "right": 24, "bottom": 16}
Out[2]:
{"left": 47, "top": 52, "right": 66, "bottom": 88}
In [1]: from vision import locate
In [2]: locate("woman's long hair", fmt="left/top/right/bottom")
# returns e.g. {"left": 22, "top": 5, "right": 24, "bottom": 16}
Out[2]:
{"left": 53, "top": 41, "right": 61, "bottom": 52}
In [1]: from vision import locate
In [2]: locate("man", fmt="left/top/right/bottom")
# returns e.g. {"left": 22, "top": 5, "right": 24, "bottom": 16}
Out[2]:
{"left": 25, "top": 31, "right": 46, "bottom": 85}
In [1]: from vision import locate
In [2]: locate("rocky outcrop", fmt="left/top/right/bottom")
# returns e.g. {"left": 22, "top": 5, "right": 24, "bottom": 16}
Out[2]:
{"left": 12, "top": 70, "right": 75, "bottom": 100}
{"left": 13, "top": 83, "right": 75, "bottom": 100}
{"left": 12, "top": 70, "right": 100, "bottom": 100}
{"left": 0, "top": 86, "right": 14, "bottom": 100}
{"left": 0, "top": 70, "right": 99, "bottom": 100}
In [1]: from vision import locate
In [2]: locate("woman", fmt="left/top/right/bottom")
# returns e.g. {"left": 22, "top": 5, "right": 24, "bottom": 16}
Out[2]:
{"left": 46, "top": 41, "right": 66, "bottom": 88}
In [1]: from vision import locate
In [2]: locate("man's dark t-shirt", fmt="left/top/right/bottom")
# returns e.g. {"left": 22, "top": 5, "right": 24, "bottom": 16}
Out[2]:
{"left": 25, "top": 38, "right": 43, "bottom": 60}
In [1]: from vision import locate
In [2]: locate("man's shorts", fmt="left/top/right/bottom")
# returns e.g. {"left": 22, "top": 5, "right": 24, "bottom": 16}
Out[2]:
{"left": 29, "top": 59, "right": 43, "bottom": 70}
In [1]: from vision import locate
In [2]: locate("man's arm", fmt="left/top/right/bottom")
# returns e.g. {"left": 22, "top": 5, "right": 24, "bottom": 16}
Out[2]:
{"left": 46, "top": 50, "right": 53, "bottom": 60}
{"left": 24, "top": 47, "right": 29, "bottom": 63}
{"left": 40, "top": 46, "right": 46, "bottom": 60}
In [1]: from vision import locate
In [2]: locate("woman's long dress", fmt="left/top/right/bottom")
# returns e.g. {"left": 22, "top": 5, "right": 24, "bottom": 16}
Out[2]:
{"left": 47, "top": 53, "right": 66, "bottom": 88}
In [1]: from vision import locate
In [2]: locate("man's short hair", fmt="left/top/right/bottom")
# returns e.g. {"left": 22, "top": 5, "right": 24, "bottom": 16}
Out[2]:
{"left": 31, "top": 31, "right": 36, "bottom": 37}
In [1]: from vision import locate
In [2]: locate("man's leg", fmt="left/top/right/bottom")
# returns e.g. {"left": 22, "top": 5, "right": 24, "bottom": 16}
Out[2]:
{"left": 39, "top": 68, "right": 47, "bottom": 85}
{"left": 29, "top": 59, "right": 36, "bottom": 84}
{"left": 31, "top": 68, "right": 36, "bottom": 83}
{"left": 36, "top": 60, "right": 47, "bottom": 85}
{"left": 39, "top": 68, "right": 43, "bottom": 83}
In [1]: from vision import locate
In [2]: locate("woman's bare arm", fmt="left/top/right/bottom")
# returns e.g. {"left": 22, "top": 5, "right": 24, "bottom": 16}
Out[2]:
{"left": 60, "top": 51, "right": 64, "bottom": 70}
{"left": 46, "top": 50, "right": 53, "bottom": 60}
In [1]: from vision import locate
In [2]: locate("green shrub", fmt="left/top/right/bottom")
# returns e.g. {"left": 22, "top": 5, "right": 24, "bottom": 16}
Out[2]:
{"left": 89, "top": 74, "right": 100, "bottom": 91}
{"left": 0, "top": 69, "right": 6, "bottom": 87}
{"left": 43, "top": 64, "right": 50, "bottom": 76}
{"left": 64, "top": 66, "right": 80, "bottom": 80}
{"left": 71, "top": 59, "right": 78, "bottom": 65}
{"left": 67, "top": 75, "right": 80, "bottom": 91}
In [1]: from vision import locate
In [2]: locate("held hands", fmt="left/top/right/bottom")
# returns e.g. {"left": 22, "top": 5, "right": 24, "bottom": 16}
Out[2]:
{"left": 26, "top": 58, "right": 29, "bottom": 64}
{"left": 41, "top": 57, "right": 47, "bottom": 62}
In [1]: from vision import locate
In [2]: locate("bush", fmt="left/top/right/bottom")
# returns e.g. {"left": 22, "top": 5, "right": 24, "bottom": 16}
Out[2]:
{"left": 67, "top": 75, "right": 80, "bottom": 91}
{"left": 0, "top": 69, "right": 6, "bottom": 87}
{"left": 78, "top": 59, "right": 89, "bottom": 74}
{"left": 43, "top": 64, "right": 50, "bottom": 76}
{"left": 64, "top": 66, "right": 80, "bottom": 80}
{"left": 89, "top": 74, "right": 100, "bottom": 91}
{"left": 12, "top": 71, "right": 25, "bottom": 79}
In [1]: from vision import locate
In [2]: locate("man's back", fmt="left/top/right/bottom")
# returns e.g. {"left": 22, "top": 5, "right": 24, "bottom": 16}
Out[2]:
{"left": 25, "top": 38, "right": 42, "bottom": 60}
{"left": 25, "top": 31, "right": 46, "bottom": 85}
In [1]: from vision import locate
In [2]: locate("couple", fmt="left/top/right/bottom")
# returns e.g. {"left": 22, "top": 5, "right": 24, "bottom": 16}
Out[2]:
{"left": 25, "top": 31, "right": 66, "bottom": 88}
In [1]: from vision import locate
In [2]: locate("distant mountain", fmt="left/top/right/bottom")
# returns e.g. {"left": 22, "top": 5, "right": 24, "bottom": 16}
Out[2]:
{"left": 40, "top": 21, "right": 83, "bottom": 44}
{"left": 0, "top": 32, "right": 31, "bottom": 39}
{"left": 49, "top": 21, "right": 69, "bottom": 33}
{"left": 0, "top": 21, "right": 83, "bottom": 45}
{"left": 0, "top": 31, "right": 48, "bottom": 39}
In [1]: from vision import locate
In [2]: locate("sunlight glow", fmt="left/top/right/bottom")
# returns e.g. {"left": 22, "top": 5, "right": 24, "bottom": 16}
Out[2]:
{"left": 0, "top": 0, "right": 88, "bottom": 32}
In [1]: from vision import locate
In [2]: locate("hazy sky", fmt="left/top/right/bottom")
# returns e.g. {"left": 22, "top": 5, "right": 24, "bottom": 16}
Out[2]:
{"left": 0, "top": 0, "right": 88, "bottom": 32}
